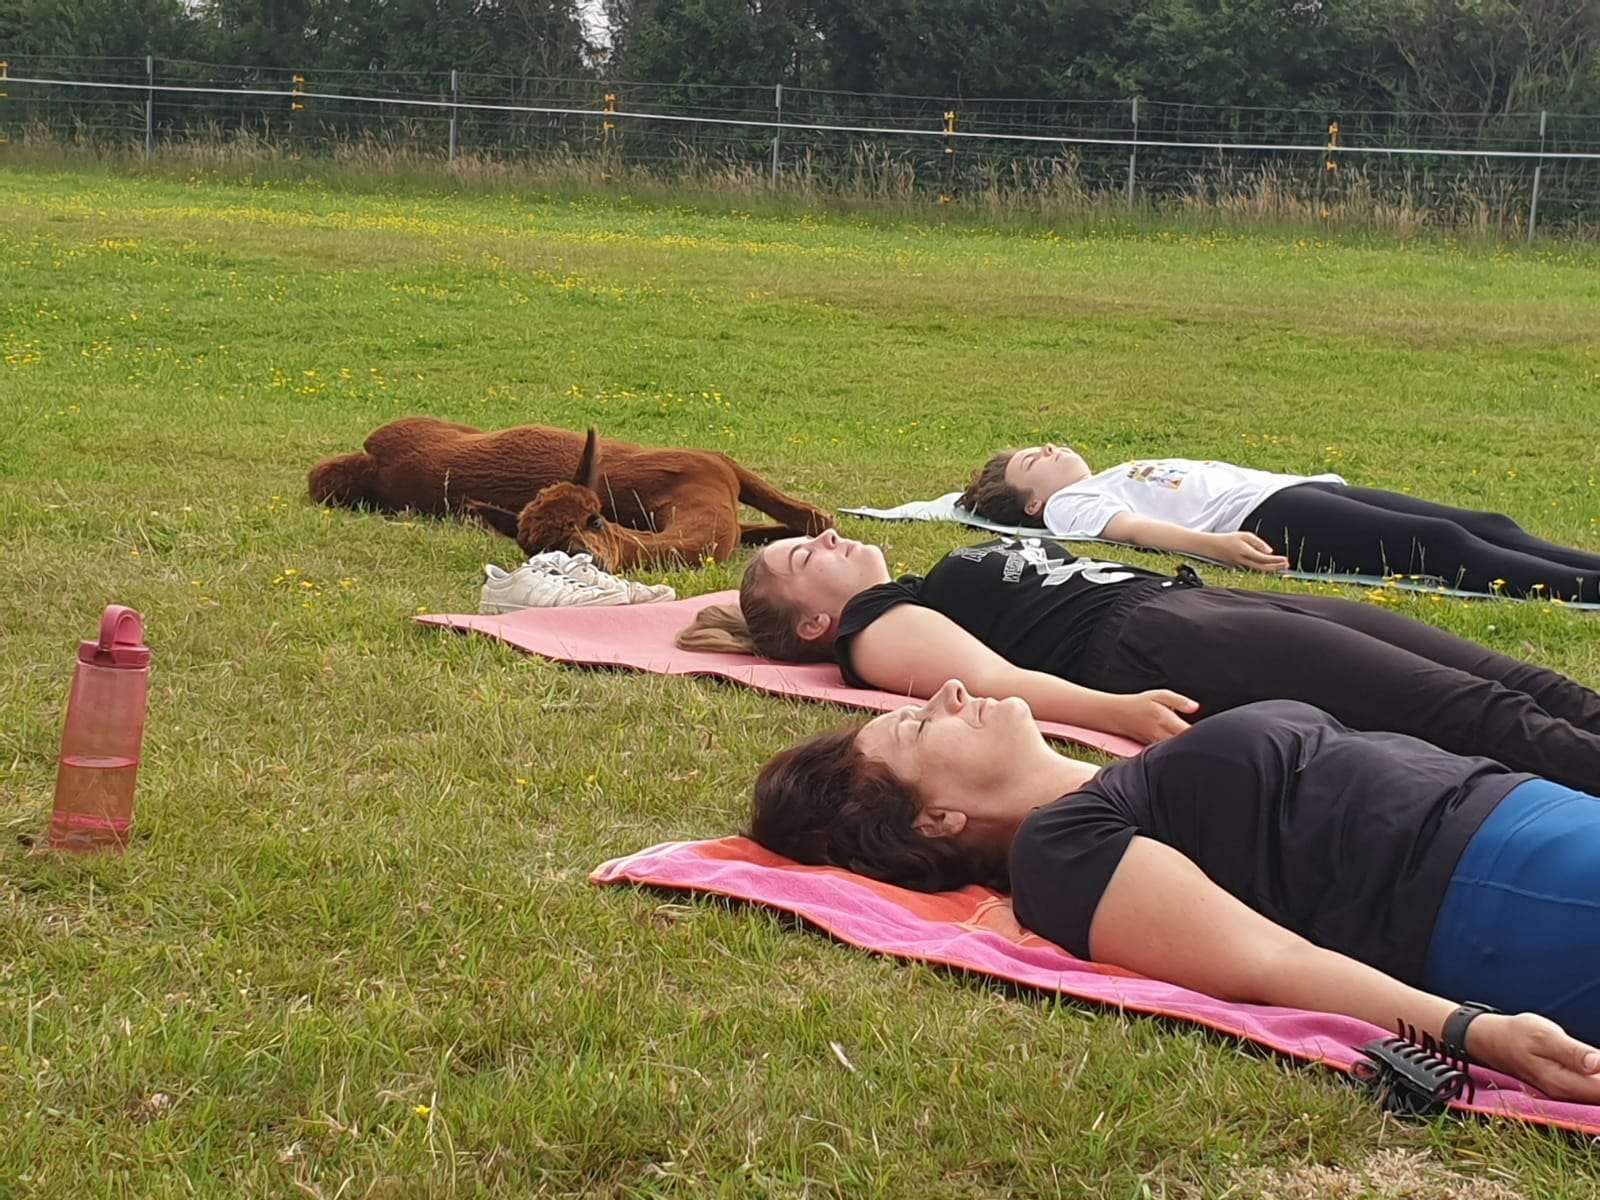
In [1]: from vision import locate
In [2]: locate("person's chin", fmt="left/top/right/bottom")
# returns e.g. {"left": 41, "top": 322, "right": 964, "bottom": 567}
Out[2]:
{"left": 999, "top": 696, "right": 1034, "bottom": 722}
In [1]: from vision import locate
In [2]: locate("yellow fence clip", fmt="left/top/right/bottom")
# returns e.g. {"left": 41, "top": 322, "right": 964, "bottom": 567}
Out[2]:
{"left": 291, "top": 73, "right": 306, "bottom": 112}
{"left": 603, "top": 91, "right": 616, "bottom": 132}
{"left": 1325, "top": 120, "right": 1340, "bottom": 172}
{"left": 943, "top": 109, "right": 956, "bottom": 154}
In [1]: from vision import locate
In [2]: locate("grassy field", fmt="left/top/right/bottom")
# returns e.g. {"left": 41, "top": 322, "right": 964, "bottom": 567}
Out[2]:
{"left": 3, "top": 163, "right": 1600, "bottom": 1198}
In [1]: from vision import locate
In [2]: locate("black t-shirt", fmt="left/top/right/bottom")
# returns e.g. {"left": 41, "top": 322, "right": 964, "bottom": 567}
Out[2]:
{"left": 1009, "top": 699, "right": 1530, "bottom": 984}
{"left": 834, "top": 537, "right": 1169, "bottom": 688}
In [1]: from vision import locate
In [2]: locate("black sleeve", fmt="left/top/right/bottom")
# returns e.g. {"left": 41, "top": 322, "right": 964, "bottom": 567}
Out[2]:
{"left": 833, "top": 577, "right": 927, "bottom": 689}
{"left": 1007, "top": 793, "right": 1140, "bottom": 959}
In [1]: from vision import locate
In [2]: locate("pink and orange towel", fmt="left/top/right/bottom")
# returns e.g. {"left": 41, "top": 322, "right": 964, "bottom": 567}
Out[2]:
{"left": 418, "top": 591, "right": 1143, "bottom": 757}
{"left": 593, "top": 835, "right": 1600, "bottom": 1135}
{"left": 423, "top": 595, "right": 1600, "bottom": 1130}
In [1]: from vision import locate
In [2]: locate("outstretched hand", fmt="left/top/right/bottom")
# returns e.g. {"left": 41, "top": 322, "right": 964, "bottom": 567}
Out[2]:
{"left": 1114, "top": 690, "right": 1199, "bottom": 743}
{"left": 1210, "top": 531, "right": 1290, "bottom": 573}
{"left": 1471, "top": 1013, "right": 1600, "bottom": 1103}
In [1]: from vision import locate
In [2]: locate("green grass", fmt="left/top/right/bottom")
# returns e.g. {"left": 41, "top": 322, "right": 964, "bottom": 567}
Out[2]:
{"left": 3, "top": 163, "right": 1600, "bottom": 1198}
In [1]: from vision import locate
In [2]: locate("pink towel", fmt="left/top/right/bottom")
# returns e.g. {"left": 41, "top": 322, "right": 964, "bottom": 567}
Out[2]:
{"left": 592, "top": 836, "right": 1600, "bottom": 1135}
{"left": 418, "top": 591, "right": 1143, "bottom": 757}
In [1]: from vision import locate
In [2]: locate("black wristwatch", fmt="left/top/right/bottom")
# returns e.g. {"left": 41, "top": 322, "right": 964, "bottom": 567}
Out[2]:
{"left": 1441, "top": 1002, "right": 1500, "bottom": 1062}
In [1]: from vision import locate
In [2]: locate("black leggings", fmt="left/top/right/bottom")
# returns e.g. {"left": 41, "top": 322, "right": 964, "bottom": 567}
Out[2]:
{"left": 1078, "top": 585, "right": 1600, "bottom": 792}
{"left": 1245, "top": 482, "right": 1600, "bottom": 603}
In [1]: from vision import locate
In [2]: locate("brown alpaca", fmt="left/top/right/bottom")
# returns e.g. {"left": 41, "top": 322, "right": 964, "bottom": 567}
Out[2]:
{"left": 308, "top": 416, "right": 833, "bottom": 571}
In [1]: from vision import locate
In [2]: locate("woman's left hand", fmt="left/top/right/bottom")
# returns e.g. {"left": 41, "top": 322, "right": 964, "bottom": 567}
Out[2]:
{"left": 1469, "top": 1012, "right": 1600, "bottom": 1102}
{"left": 1112, "top": 690, "right": 1199, "bottom": 743}
{"left": 1208, "top": 531, "right": 1291, "bottom": 573}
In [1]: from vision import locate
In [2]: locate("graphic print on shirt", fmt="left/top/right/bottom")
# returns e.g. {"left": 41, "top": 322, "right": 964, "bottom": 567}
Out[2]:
{"left": 954, "top": 537, "right": 1140, "bottom": 588}
{"left": 1125, "top": 461, "right": 1213, "bottom": 491}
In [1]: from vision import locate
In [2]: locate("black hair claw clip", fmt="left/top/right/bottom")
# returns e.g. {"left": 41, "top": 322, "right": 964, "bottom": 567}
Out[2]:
{"left": 1349, "top": 1020, "right": 1476, "bottom": 1116}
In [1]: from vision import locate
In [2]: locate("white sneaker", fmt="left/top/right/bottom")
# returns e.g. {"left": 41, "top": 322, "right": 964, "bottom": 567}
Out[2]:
{"left": 523, "top": 550, "right": 676, "bottom": 604}
{"left": 479, "top": 563, "right": 631, "bottom": 613}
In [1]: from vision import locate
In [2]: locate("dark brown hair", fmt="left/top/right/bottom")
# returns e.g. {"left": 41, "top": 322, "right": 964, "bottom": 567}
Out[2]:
{"left": 674, "top": 552, "right": 834, "bottom": 662}
{"left": 957, "top": 450, "right": 1045, "bottom": 527}
{"left": 750, "top": 726, "right": 1009, "bottom": 893}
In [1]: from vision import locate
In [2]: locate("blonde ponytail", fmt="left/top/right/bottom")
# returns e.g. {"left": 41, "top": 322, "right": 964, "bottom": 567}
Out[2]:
{"left": 676, "top": 555, "right": 836, "bottom": 663}
{"left": 675, "top": 603, "right": 759, "bottom": 653}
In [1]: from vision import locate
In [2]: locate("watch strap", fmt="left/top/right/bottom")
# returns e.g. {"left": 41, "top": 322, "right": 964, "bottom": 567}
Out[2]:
{"left": 1441, "top": 1002, "right": 1499, "bottom": 1062}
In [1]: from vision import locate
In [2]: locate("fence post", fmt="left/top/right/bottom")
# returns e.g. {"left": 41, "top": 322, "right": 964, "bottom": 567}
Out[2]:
{"left": 771, "top": 83, "right": 782, "bottom": 184}
{"left": 1527, "top": 109, "right": 1546, "bottom": 243}
{"left": 940, "top": 108, "right": 957, "bottom": 203}
{"left": 145, "top": 55, "right": 154, "bottom": 158}
{"left": 448, "top": 69, "right": 459, "bottom": 163}
{"left": 1125, "top": 97, "right": 1138, "bottom": 205}
{"left": 601, "top": 89, "right": 618, "bottom": 175}
{"left": 1320, "top": 117, "right": 1340, "bottom": 218}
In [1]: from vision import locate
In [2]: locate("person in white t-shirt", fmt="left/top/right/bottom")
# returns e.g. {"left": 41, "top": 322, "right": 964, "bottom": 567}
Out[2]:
{"left": 958, "top": 445, "right": 1600, "bottom": 601}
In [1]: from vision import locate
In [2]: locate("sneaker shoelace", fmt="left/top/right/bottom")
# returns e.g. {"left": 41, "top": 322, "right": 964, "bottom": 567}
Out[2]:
{"left": 525, "top": 551, "right": 672, "bottom": 601}
{"left": 526, "top": 551, "right": 609, "bottom": 584}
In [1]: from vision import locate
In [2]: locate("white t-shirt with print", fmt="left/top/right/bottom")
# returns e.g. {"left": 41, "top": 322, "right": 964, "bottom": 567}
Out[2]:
{"left": 1041, "top": 459, "right": 1346, "bottom": 538}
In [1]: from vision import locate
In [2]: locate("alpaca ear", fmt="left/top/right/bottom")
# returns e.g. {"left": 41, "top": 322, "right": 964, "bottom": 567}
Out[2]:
{"left": 574, "top": 427, "right": 601, "bottom": 492}
{"left": 465, "top": 498, "right": 521, "bottom": 537}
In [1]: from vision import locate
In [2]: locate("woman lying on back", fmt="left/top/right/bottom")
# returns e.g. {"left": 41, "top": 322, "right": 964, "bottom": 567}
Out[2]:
{"left": 960, "top": 444, "right": 1600, "bottom": 601}
{"left": 751, "top": 681, "right": 1600, "bottom": 1101}
{"left": 677, "top": 530, "right": 1600, "bottom": 791}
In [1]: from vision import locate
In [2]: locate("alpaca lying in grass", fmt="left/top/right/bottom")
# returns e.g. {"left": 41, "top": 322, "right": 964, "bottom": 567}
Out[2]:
{"left": 308, "top": 416, "right": 833, "bottom": 571}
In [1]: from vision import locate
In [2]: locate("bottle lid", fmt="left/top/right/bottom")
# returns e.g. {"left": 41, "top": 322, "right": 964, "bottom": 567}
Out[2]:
{"left": 78, "top": 605, "right": 150, "bottom": 669}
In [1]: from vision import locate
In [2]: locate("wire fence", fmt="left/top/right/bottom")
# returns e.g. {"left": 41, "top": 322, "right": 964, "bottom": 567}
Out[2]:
{"left": 3, "top": 54, "right": 1599, "bottom": 232}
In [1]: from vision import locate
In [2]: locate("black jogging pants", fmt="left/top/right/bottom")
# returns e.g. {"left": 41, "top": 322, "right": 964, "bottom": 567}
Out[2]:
{"left": 1078, "top": 584, "right": 1600, "bottom": 792}
{"left": 1245, "top": 482, "right": 1600, "bottom": 603}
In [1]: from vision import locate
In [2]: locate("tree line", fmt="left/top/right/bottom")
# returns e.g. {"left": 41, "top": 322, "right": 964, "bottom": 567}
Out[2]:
{"left": 3, "top": 0, "right": 1597, "bottom": 124}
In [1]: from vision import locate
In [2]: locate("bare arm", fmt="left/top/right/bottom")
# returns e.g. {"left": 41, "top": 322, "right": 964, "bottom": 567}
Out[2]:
{"left": 847, "top": 604, "right": 1196, "bottom": 743}
{"left": 1103, "top": 512, "right": 1288, "bottom": 572}
{"left": 1090, "top": 837, "right": 1600, "bottom": 1100}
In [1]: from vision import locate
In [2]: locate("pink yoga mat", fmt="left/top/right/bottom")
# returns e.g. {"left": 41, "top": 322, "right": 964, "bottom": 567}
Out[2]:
{"left": 593, "top": 836, "right": 1600, "bottom": 1136}
{"left": 418, "top": 591, "right": 1143, "bottom": 757}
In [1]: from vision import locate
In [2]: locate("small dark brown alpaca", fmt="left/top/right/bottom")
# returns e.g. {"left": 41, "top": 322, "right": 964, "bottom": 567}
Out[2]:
{"left": 307, "top": 416, "right": 833, "bottom": 571}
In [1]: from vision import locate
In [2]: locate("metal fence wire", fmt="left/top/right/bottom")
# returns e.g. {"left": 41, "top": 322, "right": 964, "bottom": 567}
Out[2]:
{"left": 3, "top": 55, "right": 1598, "bottom": 232}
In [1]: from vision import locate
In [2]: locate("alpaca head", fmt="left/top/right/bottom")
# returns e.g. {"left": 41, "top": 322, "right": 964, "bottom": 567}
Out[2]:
{"left": 508, "top": 428, "right": 635, "bottom": 571}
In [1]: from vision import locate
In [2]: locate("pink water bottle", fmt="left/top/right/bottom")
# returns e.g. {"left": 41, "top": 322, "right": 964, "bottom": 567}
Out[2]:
{"left": 48, "top": 605, "right": 150, "bottom": 853}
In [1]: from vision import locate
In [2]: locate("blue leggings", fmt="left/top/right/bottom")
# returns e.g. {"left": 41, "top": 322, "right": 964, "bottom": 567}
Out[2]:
{"left": 1424, "top": 779, "right": 1600, "bottom": 1042}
